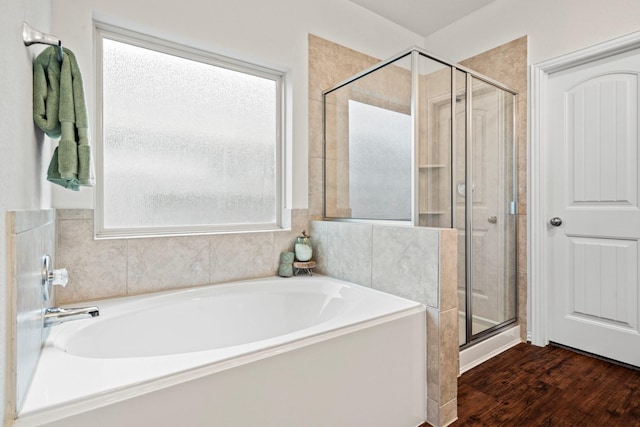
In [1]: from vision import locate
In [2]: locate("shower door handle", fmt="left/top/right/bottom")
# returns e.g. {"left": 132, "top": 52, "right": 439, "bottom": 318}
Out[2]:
{"left": 549, "top": 217, "right": 563, "bottom": 227}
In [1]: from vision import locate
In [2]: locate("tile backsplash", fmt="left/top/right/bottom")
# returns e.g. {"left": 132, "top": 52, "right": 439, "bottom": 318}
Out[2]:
{"left": 54, "top": 209, "right": 309, "bottom": 304}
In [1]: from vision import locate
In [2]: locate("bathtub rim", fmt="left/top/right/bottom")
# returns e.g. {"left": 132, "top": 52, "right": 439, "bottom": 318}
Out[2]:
{"left": 15, "top": 275, "right": 426, "bottom": 426}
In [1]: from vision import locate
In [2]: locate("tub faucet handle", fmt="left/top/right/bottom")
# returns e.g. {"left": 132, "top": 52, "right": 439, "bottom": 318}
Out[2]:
{"left": 42, "top": 255, "right": 69, "bottom": 301}
{"left": 50, "top": 268, "right": 69, "bottom": 287}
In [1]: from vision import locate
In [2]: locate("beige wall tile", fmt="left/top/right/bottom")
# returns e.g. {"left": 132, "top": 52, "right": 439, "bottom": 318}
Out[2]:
{"left": 439, "top": 397, "right": 458, "bottom": 427}
{"left": 308, "top": 98, "right": 324, "bottom": 159}
{"left": 440, "top": 307, "right": 459, "bottom": 402}
{"left": 426, "top": 305, "right": 459, "bottom": 427}
{"left": 427, "top": 397, "right": 440, "bottom": 427}
{"left": 55, "top": 209, "right": 92, "bottom": 220}
{"left": 309, "top": 157, "right": 324, "bottom": 217}
{"left": 308, "top": 34, "right": 380, "bottom": 102}
{"left": 324, "top": 221, "right": 373, "bottom": 287}
{"left": 426, "top": 306, "right": 440, "bottom": 401}
{"left": 54, "top": 209, "right": 311, "bottom": 303}
{"left": 127, "top": 236, "right": 210, "bottom": 294}
{"left": 439, "top": 228, "right": 458, "bottom": 311}
{"left": 518, "top": 269, "right": 528, "bottom": 341}
{"left": 210, "top": 232, "right": 276, "bottom": 284}
{"left": 517, "top": 214, "right": 527, "bottom": 274}
{"left": 518, "top": 154, "right": 528, "bottom": 215}
{"left": 309, "top": 221, "right": 328, "bottom": 274}
{"left": 56, "top": 217, "right": 127, "bottom": 304}
{"left": 371, "top": 225, "right": 440, "bottom": 307}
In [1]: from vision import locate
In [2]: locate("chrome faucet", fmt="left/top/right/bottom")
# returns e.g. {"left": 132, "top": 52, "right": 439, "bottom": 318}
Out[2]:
{"left": 40, "top": 255, "right": 100, "bottom": 327}
{"left": 44, "top": 306, "right": 100, "bottom": 327}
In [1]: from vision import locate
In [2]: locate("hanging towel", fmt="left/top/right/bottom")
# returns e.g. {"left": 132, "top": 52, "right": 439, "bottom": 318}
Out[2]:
{"left": 33, "top": 46, "right": 95, "bottom": 190}
{"left": 33, "top": 47, "right": 62, "bottom": 138}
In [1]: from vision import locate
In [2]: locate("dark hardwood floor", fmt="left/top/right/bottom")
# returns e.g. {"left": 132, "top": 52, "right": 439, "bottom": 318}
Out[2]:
{"left": 453, "top": 342, "right": 640, "bottom": 426}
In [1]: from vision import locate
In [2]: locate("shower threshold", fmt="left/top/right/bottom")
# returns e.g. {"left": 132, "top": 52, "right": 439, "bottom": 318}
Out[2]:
{"left": 459, "top": 324, "right": 521, "bottom": 373}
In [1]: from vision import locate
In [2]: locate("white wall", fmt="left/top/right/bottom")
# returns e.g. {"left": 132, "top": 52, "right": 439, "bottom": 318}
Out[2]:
{"left": 424, "top": 0, "right": 640, "bottom": 64}
{"left": 0, "top": 0, "right": 52, "bottom": 422}
{"left": 49, "top": 0, "right": 425, "bottom": 210}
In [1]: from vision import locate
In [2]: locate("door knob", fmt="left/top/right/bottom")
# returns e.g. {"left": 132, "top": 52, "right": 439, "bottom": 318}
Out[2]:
{"left": 549, "top": 217, "right": 563, "bottom": 226}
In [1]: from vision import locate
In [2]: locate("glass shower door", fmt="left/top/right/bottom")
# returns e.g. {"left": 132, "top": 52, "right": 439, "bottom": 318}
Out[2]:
{"left": 465, "top": 77, "right": 517, "bottom": 340}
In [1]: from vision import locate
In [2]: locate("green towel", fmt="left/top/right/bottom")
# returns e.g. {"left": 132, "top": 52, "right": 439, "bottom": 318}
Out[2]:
{"left": 33, "top": 47, "right": 61, "bottom": 138}
{"left": 33, "top": 46, "right": 94, "bottom": 191}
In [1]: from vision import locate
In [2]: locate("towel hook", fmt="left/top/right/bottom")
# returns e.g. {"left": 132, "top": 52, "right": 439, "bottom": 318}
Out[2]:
{"left": 23, "top": 22, "right": 63, "bottom": 61}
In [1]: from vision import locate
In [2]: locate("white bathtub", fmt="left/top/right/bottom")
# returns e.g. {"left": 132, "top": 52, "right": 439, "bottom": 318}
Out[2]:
{"left": 15, "top": 275, "right": 427, "bottom": 427}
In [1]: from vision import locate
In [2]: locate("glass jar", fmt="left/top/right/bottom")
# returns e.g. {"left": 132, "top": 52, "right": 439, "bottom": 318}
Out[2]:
{"left": 294, "top": 230, "right": 313, "bottom": 261}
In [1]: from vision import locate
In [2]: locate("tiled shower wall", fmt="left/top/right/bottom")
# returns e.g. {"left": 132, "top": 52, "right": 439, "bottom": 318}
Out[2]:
{"left": 6, "top": 209, "right": 55, "bottom": 418}
{"left": 54, "top": 209, "right": 309, "bottom": 304}
{"left": 310, "top": 220, "right": 458, "bottom": 427}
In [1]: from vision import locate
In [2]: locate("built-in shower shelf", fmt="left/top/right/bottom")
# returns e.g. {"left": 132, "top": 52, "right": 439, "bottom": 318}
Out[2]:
{"left": 419, "top": 164, "right": 446, "bottom": 169}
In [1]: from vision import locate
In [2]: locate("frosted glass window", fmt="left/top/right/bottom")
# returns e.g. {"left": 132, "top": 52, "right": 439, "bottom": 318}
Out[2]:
{"left": 97, "top": 30, "right": 282, "bottom": 236}
{"left": 348, "top": 100, "right": 412, "bottom": 220}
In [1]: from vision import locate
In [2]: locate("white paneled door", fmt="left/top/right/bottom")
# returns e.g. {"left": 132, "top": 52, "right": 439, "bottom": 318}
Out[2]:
{"left": 546, "top": 48, "right": 640, "bottom": 366}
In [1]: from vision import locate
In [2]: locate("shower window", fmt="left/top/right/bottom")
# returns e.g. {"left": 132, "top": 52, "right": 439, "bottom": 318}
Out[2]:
{"left": 94, "top": 23, "right": 284, "bottom": 238}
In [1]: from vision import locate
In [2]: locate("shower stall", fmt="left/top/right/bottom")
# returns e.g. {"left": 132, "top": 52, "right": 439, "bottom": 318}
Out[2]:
{"left": 322, "top": 47, "right": 517, "bottom": 347}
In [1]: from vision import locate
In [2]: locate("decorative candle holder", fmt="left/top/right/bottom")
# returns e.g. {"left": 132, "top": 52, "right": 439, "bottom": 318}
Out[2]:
{"left": 294, "top": 230, "right": 313, "bottom": 262}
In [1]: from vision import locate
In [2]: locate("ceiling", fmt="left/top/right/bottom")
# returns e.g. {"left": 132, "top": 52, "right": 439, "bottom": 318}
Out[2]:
{"left": 348, "top": 0, "right": 497, "bottom": 37}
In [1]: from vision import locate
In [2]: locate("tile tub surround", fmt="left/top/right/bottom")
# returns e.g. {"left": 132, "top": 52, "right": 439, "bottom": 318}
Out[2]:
{"left": 6, "top": 209, "right": 56, "bottom": 419}
{"left": 311, "top": 220, "right": 458, "bottom": 427}
{"left": 54, "top": 209, "right": 310, "bottom": 304}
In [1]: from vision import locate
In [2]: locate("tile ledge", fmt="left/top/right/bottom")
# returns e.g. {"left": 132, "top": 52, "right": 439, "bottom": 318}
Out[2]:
{"left": 8, "top": 209, "right": 55, "bottom": 234}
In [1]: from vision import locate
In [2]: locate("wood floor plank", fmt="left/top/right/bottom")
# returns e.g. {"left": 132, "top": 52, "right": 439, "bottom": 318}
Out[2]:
{"left": 454, "top": 343, "right": 640, "bottom": 426}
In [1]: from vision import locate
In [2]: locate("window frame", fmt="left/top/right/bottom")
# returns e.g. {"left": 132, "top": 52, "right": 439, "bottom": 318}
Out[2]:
{"left": 94, "top": 22, "right": 286, "bottom": 239}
